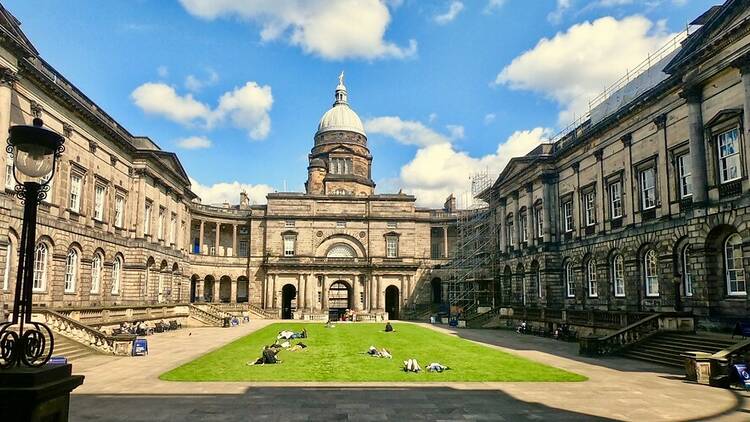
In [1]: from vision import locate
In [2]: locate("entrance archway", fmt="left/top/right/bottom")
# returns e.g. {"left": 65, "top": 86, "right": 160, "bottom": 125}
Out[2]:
{"left": 328, "top": 281, "right": 351, "bottom": 320}
{"left": 385, "top": 285, "right": 400, "bottom": 320}
{"left": 431, "top": 278, "right": 442, "bottom": 304}
{"left": 281, "top": 284, "right": 297, "bottom": 319}
{"left": 190, "top": 275, "right": 199, "bottom": 303}
{"left": 204, "top": 275, "right": 215, "bottom": 302}
{"left": 219, "top": 276, "right": 232, "bottom": 303}
{"left": 237, "top": 276, "right": 249, "bottom": 303}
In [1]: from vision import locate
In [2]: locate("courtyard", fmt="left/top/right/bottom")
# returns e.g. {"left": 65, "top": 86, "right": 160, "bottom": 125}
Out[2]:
{"left": 67, "top": 321, "right": 750, "bottom": 421}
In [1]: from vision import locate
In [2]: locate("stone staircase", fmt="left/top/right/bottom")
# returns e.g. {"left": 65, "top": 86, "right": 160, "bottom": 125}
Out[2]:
{"left": 52, "top": 332, "right": 99, "bottom": 361}
{"left": 621, "top": 331, "right": 739, "bottom": 367}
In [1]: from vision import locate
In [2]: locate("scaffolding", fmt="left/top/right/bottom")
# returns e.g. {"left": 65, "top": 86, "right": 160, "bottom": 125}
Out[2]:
{"left": 445, "top": 171, "right": 495, "bottom": 318}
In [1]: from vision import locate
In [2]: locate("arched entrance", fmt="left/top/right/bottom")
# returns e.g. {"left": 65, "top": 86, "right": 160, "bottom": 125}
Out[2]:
{"left": 204, "top": 276, "right": 215, "bottom": 302}
{"left": 281, "top": 284, "right": 297, "bottom": 319}
{"left": 328, "top": 281, "right": 351, "bottom": 320}
{"left": 431, "top": 278, "right": 442, "bottom": 304}
{"left": 385, "top": 285, "right": 400, "bottom": 320}
{"left": 219, "top": 276, "right": 232, "bottom": 303}
{"left": 237, "top": 276, "right": 249, "bottom": 303}
{"left": 190, "top": 275, "right": 199, "bottom": 303}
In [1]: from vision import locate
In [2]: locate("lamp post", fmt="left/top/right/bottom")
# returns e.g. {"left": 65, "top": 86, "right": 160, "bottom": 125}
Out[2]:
{"left": 0, "top": 117, "right": 64, "bottom": 368}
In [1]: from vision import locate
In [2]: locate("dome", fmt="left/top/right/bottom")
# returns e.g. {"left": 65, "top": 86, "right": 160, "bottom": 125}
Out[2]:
{"left": 315, "top": 72, "right": 366, "bottom": 137}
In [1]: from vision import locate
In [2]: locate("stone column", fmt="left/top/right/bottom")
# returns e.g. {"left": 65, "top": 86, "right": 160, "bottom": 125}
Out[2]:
{"left": 526, "top": 183, "right": 534, "bottom": 246}
{"left": 498, "top": 198, "right": 507, "bottom": 251}
{"left": 214, "top": 222, "right": 221, "bottom": 256}
{"left": 213, "top": 280, "right": 220, "bottom": 304}
{"left": 321, "top": 276, "right": 328, "bottom": 310}
{"left": 230, "top": 279, "right": 237, "bottom": 304}
{"left": 309, "top": 274, "right": 316, "bottom": 311}
{"left": 265, "top": 274, "right": 272, "bottom": 308}
{"left": 232, "top": 224, "right": 238, "bottom": 257}
{"left": 376, "top": 275, "right": 382, "bottom": 310}
{"left": 511, "top": 191, "right": 520, "bottom": 248}
{"left": 353, "top": 274, "right": 362, "bottom": 311}
{"left": 681, "top": 86, "right": 708, "bottom": 204}
{"left": 0, "top": 68, "right": 16, "bottom": 190}
{"left": 370, "top": 275, "right": 377, "bottom": 310}
{"left": 272, "top": 274, "right": 278, "bottom": 308}
{"left": 735, "top": 58, "right": 750, "bottom": 184}
{"left": 541, "top": 174, "right": 555, "bottom": 243}
{"left": 400, "top": 276, "right": 407, "bottom": 307}
{"left": 442, "top": 226, "right": 448, "bottom": 258}
{"left": 198, "top": 220, "right": 205, "bottom": 254}
{"left": 196, "top": 279, "right": 203, "bottom": 302}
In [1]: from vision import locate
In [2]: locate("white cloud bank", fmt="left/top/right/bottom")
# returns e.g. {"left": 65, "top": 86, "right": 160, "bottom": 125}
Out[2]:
{"left": 434, "top": 1, "right": 464, "bottom": 25}
{"left": 177, "top": 136, "right": 212, "bottom": 149}
{"left": 494, "top": 15, "right": 676, "bottom": 124}
{"left": 366, "top": 116, "right": 550, "bottom": 208}
{"left": 131, "top": 81, "right": 274, "bottom": 140}
{"left": 178, "top": 0, "right": 416, "bottom": 60}
{"left": 189, "top": 177, "right": 274, "bottom": 205}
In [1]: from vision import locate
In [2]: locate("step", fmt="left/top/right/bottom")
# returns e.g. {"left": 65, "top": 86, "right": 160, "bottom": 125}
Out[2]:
{"left": 635, "top": 343, "right": 718, "bottom": 356}
{"left": 621, "top": 350, "right": 684, "bottom": 368}
{"left": 650, "top": 337, "right": 735, "bottom": 351}
{"left": 660, "top": 333, "right": 738, "bottom": 345}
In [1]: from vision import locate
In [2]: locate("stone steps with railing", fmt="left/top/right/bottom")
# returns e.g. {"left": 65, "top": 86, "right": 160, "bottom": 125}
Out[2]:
{"left": 621, "top": 331, "right": 739, "bottom": 368}
{"left": 33, "top": 309, "right": 136, "bottom": 356}
{"left": 188, "top": 304, "right": 224, "bottom": 326}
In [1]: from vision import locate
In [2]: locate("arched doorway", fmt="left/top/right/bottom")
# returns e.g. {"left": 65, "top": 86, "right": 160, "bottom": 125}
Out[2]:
{"left": 190, "top": 274, "right": 199, "bottom": 303}
{"left": 237, "top": 276, "right": 249, "bottom": 303}
{"left": 328, "top": 281, "right": 351, "bottom": 320}
{"left": 281, "top": 284, "right": 297, "bottom": 319}
{"left": 219, "top": 276, "right": 232, "bottom": 303}
{"left": 385, "top": 286, "right": 400, "bottom": 320}
{"left": 204, "top": 275, "right": 215, "bottom": 302}
{"left": 431, "top": 278, "right": 442, "bottom": 304}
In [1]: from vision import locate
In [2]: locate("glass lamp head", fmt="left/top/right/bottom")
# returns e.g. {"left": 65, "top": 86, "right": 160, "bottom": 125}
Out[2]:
{"left": 8, "top": 118, "right": 64, "bottom": 179}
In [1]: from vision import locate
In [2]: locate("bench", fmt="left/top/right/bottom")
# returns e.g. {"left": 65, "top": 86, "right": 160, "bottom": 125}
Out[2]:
{"left": 732, "top": 322, "right": 750, "bottom": 339}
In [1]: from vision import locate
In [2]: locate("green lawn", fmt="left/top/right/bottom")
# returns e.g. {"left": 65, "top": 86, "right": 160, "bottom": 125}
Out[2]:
{"left": 160, "top": 323, "right": 586, "bottom": 382}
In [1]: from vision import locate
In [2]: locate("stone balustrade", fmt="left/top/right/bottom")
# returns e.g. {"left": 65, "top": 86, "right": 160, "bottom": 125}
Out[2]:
{"left": 33, "top": 309, "right": 135, "bottom": 356}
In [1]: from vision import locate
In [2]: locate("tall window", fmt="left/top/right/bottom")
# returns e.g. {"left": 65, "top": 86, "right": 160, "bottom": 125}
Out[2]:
{"left": 506, "top": 217, "right": 514, "bottom": 248}
{"left": 69, "top": 174, "right": 82, "bottom": 212}
{"left": 612, "top": 254, "right": 625, "bottom": 297}
{"left": 534, "top": 207, "right": 543, "bottom": 239}
{"left": 386, "top": 236, "right": 399, "bottom": 258}
{"left": 33, "top": 243, "right": 48, "bottom": 291}
{"left": 587, "top": 259, "right": 598, "bottom": 297}
{"left": 563, "top": 201, "right": 573, "bottom": 232}
{"left": 330, "top": 157, "right": 353, "bottom": 175}
{"left": 238, "top": 240, "right": 249, "bottom": 257}
{"left": 91, "top": 252, "right": 102, "bottom": 294}
{"left": 677, "top": 154, "right": 692, "bottom": 198}
{"left": 639, "top": 168, "right": 656, "bottom": 210}
{"left": 584, "top": 192, "right": 596, "bottom": 226}
{"left": 564, "top": 261, "right": 575, "bottom": 298}
{"left": 283, "top": 234, "right": 296, "bottom": 257}
{"left": 114, "top": 195, "right": 125, "bottom": 227}
{"left": 725, "top": 234, "right": 746, "bottom": 295}
{"left": 644, "top": 249, "right": 659, "bottom": 297}
{"left": 111, "top": 256, "right": 122, "bottom": 295}
{"left": 170, "top": 213, "right": 177, "bottom": 244}
{"left": 158, "top": 208, "right": 165, "bottom": 239}
{"left": 64, "top": 248, "right": 79, "bottom": 293}
{"left": 144, "top": 202, "right": 152, "bottom": 235}
{"left": 94, "top": 184, "right": 105, "bottom": 220}
{"left": 2, "top": 239, "right": 13, "bottom": 291}
{"left": 717, "top": 128, "right": 741, "bottom": 183}
{"left": 682, "top": 245, "right": 693, "bottom": 297}
{"left": 519, "top": 212, "right": 528, "bottom": 243}
{"left": 4, "top": 151, "right": 13, "bottom": 190}
{"left": 535, "top": 267, "right": 542, "bottom": 298}
{"left": 609, "top": 181, "right": 622, "bottom": 219}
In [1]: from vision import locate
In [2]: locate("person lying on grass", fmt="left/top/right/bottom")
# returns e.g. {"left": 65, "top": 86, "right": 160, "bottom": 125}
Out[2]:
{"left": 366, "top": 346, "right": 392, "bottom": 358}
{"left": 426, "top": 362, "right": 450, "bottom": 372}
{"left": 403, "top": 358, "right": 421, "bottom": 372}
{"left": 277, "top": 328, "right": 307, "bottom": 340}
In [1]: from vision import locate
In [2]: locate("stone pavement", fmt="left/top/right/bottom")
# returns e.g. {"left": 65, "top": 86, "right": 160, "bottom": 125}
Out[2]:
{"left": 67, "top": 321, "right": 750, "bottom": 421}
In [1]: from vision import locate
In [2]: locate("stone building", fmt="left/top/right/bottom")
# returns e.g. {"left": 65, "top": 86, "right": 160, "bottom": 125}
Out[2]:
{"left": 481, "top": 0, "right": 750, "bottom": 329}
{"left": 0, "top": 6, "right": 456, "bottom": 320}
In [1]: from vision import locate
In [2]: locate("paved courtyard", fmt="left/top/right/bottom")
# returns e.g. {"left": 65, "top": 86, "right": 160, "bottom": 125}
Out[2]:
{"left": 68, "top": 321, "right": 750, "bottom": 421}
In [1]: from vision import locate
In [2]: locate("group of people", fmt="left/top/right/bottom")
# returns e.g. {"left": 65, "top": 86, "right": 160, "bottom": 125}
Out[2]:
{"left": 249, "top": 328, "right": 309, "bottom": 365}
{"left": 111, "top": 320, "right": 180, "bottom": 336}
{"left": 402, "top": 359, "right": 450, "bottom": 373}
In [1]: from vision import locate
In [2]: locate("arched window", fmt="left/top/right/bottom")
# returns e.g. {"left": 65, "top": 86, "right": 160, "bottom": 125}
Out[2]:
{"left": 327, "top": 243, "right": 357, "bottom": 258}
{"left": 612, "top": 254, "right": 625, "bottom": 297}
{"left": 91, "top": 252, "right": 103, "bottom": 294}
{"left": 111, "top": 255, "right": 122, "bottom": 295}
{"left": 587, "top": 259, "right": 598, "bottom": 297}
{"left": 64, "top": 248, "right": 79, "bottom": 293}
{"left": 682, "top": 245, "right": 693, "bottom": 297}
{"left": 564, "top": 261, "right": 575, "bottom": 298}
{"left": 2, "top": 237, "right": 13, "bottom": 291}
{"left": 531, "top": 262, "right": 541, "bottom": 298}
{"left": 644, "top": 249, "right": 659, "bottom": 297}
{"left": 725, "top": 234, "right": 746, "bottom": 296}
{"left": 33, "top": 243, "right": 48, "bottom": 291}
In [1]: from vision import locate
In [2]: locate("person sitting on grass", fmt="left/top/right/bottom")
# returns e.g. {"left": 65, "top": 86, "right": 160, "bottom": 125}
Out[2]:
{"left": 385, "top": 322, "right": 394, "bottom": 332}
{"left": 403, "top": 358, "right": 421, "bottom": 372}
{"left": 426, "top": 362, "right": 450, "bottom": 372}
{"left": 249, "top": 346, "right": 281, "bottom": 365}
{"left": 325, "top": 320, "right": 335, "bottom": 328}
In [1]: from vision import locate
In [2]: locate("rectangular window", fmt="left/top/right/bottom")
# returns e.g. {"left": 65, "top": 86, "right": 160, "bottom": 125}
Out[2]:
{"left": 170, "top": 213, "right": 177, "bottom": 244}
{"left": 238, "top": 240, "right": 248, "bottom": 257}
{"left": 114, "top": 195, "right": 125, "bottom": 227}
{"left": 639, "top": 167, "right": 656, "bottom": 210}
{"left": 506, "top": 220, "right": 514, "bottom": 248}
{"left": 584, "top": 192, "right": 596, "bottom": 226}
{"left": 158, "top": 208, "right": 165, "bottom": 239}
{"left": 94, "top": 184, "right": 105, "bottom": 221}
{"left": 283, "top": 235, "right": 295, "bottom": 257}
{"left": 717, "top": 128, "right": 741, "bottom": 183}
{"left": 4, "top": 151, "right": 13, "bottom": 190}
{"left": 535, "top": 207, "right": 543, "bottom": 239}
{"left": 69, "top": 174, "right": 82, "bottom": 213}
{"left": 609, "top": 181, "right": 622, "bottom": 219}
{"left": 386, "top": 236, "right": 398, "bottom": 258}
{"left": 144, "top": 202, "right": 152, "bottom": 235}
{"left": 563, "top": 201, "right": 573, "bottom": 232}
{"left": 677, "top": 154, "right": 692, "bottom": 198}
{"left": 613, "top": 255, "right": 625, "bottom": 297}
{"left": 519, "top": 213, "right": 528, "bottom": 243}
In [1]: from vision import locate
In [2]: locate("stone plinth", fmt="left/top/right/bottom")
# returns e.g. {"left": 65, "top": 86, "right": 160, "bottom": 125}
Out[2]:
{"left": 0, "top": 364, "right": 84, "bottom": 422}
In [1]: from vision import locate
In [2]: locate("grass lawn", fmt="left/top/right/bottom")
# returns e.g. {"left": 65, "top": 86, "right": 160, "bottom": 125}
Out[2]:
{"left": 160, "top": 323, "right": 586, "bottom": 382}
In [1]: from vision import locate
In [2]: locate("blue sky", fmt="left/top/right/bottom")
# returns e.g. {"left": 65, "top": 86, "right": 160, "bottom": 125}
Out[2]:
{"left": 5, "top": 0, "right": 717, "bottom": 207}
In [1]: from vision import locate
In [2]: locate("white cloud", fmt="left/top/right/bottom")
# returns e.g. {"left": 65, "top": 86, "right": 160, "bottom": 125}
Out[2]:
{"left": 483, "top": 0, "right": 506, "bottom": 14}
{"left": 428, "top": 112, "right": 438, "bottom": 123}
{"left": 434, "top": 1, "right": 464, "bottom": 25}
{"left": 189, "top": 176, "right": 274, "bottom": 205}
{"left": 446, "top": 124, "right": 464, "bottom": 140}
{"left": 494, "top": 15, "right": 675, "bottom": 124}
{"left": 132, "top": 81, "right": 273, "bottom": 140}
{"left": 484, "top": 113, "right": 496, "bottom": 125}
{"left": 177, "top": 136, "right": 212, "bottom": 149}
{"left": 157, "top": 65, "right": 169, "bottom": 78}
{"left": 131, "top": 83, "right": 211, "bottom": 125}
{"left": 365, "top": 116, "right": 457, "bottom": 147}
{"left": 396, "top": 127, "right": 551, "bottom": 208}
{"left": 185, "top": 69, "right": 219, "bottom": 92}
{"left": 178, "top": 0, "right": 416, "bottom": 60}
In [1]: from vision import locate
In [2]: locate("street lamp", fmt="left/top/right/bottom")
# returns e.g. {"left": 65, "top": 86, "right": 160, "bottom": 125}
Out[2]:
{"left": 0, "top": 117, "right": 64, "bottom": 368}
